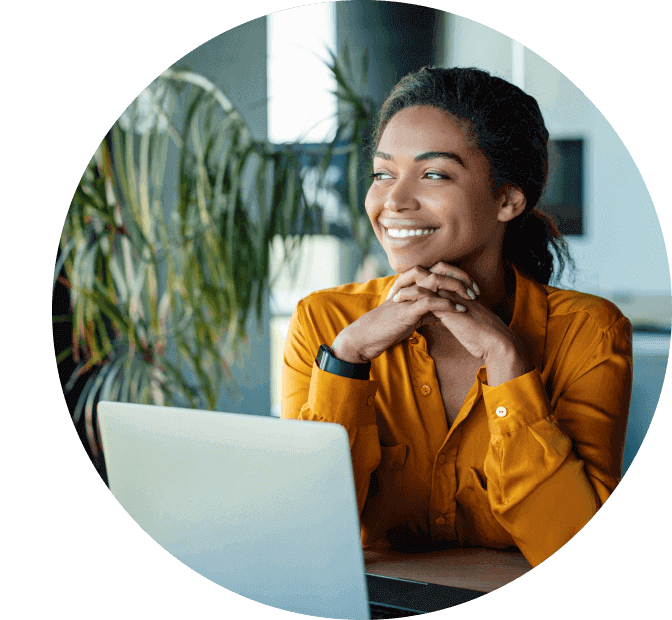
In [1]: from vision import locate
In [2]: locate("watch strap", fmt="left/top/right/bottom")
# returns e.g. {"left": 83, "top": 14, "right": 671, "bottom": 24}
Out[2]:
{"left": 315, "top": 344, "right": 371, "bottom": 380}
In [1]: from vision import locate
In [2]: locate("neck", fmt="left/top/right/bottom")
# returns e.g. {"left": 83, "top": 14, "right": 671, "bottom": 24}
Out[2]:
{"left": 454, "top": 250, "right": 515, "bottom": 325}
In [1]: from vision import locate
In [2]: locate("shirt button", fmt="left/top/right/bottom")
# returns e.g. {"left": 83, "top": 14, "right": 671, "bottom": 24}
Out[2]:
{"left": 496, "top": 406, "right": 507, "bottom": 417}
{"left": 438, "top": 454, "right": 446, "bottom": 465}
{"left": 409, "top": 336, "right": 418, "bottom": 344}
{"left": 435, "top": 517, "right": 446, "bottom": 525}
{"left": 367, "top": 395, "right": 375, "bottom": 406}
{"left": 421, "top": 385, "right": 431, "bottom": 396}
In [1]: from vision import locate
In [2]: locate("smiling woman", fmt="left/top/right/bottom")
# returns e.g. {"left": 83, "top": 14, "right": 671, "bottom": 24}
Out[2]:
{"left": 281, "top": 66, "right": 633, "bottom": 569}
{"left": 367, "top": 106, "right": 525, "bottom": 276}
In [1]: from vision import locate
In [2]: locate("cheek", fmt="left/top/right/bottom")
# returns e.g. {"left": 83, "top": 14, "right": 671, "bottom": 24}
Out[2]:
{"left": 364, "top": 187, "right": 382, "bottom": 223}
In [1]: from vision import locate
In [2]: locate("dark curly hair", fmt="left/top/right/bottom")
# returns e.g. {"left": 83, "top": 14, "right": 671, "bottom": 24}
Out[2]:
{"left": 372, "top": 66, "right": 573, "bottom": 285}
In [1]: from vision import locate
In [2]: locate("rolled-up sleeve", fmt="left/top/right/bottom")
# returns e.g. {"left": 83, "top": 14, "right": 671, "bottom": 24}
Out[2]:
{"left": 480, "top": 316, "right": 633, "bottom": 567}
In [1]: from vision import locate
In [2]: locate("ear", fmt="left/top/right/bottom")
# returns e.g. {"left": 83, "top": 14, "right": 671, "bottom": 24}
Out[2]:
{"left": 496, "top": 184, "right": 527, "bottom": 223}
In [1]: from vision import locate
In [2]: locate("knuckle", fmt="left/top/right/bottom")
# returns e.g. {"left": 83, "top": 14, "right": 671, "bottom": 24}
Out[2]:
{"left": 429, "top": 273, "right": 442, "bottom": 286}
{"left": 418, "top": 296, "right": 432, "bottom": 311}
{"left": 434, "top": 262, "right": 471, "bottom": 283}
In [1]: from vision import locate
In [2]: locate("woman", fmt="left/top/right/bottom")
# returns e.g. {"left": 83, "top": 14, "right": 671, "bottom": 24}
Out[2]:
{"left": 281, "top": 67, "right": 632, "bottom": 568}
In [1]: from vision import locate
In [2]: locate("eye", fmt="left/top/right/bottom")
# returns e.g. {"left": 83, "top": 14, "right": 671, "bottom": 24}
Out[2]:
{"left": 370, "top": 171, "right": 393, "bottom": 181}
{"left": 369, "top": 172, "right": 450, "bottom": 181}
{"left": 426, "top": 171, "right": 450, "bottom": 180}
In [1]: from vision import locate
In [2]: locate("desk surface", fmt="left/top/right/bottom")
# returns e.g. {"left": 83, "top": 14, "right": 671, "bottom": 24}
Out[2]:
{"left": 364, "top": 547, "right": 532, "bottom": 593}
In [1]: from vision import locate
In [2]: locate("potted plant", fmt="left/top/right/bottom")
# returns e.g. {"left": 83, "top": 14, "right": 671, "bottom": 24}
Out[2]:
{"left": 53, "top": 49, "right": 379, "bottom": 474}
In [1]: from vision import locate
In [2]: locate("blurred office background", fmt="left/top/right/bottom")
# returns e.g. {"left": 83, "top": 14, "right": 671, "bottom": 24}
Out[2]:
{"left": 54, "top": 1, "right": 670, "bottom": 477}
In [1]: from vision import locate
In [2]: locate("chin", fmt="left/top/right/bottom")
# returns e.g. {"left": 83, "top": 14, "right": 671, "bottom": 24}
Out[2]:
{"left": 387, "top": 254, "right": 435, "bottom": 274}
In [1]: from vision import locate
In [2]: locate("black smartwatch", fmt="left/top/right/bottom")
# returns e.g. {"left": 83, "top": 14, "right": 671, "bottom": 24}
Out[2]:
{"left": 315, "top": 344, "right": 371, "bottom": 380}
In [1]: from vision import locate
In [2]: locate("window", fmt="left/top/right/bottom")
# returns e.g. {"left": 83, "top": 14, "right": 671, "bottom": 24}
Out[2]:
{"left": 267, "top": 4, "right": 342, "bottom": 415}
{"left": 267, "top": 4, "right": 337, "bottom": 144}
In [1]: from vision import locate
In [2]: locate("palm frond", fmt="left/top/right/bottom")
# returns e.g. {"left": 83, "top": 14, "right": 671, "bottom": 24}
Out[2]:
{"left": 55, "top": 53, "right": 377, "bottom": 458}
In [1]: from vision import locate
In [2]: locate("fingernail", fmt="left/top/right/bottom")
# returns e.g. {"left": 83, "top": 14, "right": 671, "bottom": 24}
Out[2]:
{"left": 467, "top": 289, "right": 476, "bottom": 300}
{"left": 472, "top": 282, "right": 481, "bottom": 296}
{"left": 455, "top": 304, "right": 467, "bottom": 312}
{"left": 393, "top": 293, "right": 400, "bottom": 302}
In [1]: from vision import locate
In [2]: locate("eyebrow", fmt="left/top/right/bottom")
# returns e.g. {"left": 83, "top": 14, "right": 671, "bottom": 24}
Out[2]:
{"left": 374, "top": 150, "right": 466, "bottom": 168}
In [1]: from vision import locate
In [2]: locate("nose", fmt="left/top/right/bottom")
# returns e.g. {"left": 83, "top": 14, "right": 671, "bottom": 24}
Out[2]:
{"left": 383, "top": 176, "right": 420, "bottom": 213}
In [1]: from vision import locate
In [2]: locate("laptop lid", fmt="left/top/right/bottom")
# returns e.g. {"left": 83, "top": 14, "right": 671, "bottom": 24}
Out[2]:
{"left": 97, "top": 401, "right": 370, "bottom": 620}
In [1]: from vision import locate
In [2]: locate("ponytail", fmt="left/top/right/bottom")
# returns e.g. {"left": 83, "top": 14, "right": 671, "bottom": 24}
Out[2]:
{"left": 503, "top": 208, "right": 573, "bottom": 285}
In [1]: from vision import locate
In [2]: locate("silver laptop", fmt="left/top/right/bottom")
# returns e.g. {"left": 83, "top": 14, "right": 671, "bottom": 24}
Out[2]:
{"left": 98, "top": 401, "right": 485, "bottom": 618}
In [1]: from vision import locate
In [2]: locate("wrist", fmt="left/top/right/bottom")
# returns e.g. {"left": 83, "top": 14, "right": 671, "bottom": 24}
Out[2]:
{"left": 484, "top": 339, "right": 532, "bottom": 387}
{"left": 331, "top": 330, "right": 371, "bottom": 365}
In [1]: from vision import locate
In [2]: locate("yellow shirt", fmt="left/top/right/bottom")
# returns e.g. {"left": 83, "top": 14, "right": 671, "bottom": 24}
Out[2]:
{"left": 281, "top": 267, "right": 633, "bottom": 567}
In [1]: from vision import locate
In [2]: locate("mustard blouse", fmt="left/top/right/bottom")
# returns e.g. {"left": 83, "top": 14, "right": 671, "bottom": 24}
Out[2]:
{"left": 281, "top": 267, "right": 633, "bottom": 567}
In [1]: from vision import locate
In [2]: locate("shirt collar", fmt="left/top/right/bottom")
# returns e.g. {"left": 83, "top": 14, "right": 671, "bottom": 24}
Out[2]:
{"left": 377, "top": 265, "right": 549, "bottom": 372}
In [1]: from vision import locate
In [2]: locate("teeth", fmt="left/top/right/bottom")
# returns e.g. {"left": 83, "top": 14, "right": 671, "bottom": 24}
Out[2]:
{"left": 386, "top": 228, "right": 436, "bottom": 238}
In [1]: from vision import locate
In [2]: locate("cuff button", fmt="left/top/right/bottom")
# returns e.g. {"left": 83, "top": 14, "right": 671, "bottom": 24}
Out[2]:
{"left": 367, "top": 395, "right": 375, "bottom": 406}
{"left": 496, "top": 406, "right": 507, "bottom": 417}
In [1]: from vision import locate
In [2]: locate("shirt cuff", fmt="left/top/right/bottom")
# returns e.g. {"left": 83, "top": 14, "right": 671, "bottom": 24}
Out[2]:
{"left": 481, "top": 369, "right": 552, "bottom": 435}
{"left": 307, "top": 361, "right": 378, "bottom": 427}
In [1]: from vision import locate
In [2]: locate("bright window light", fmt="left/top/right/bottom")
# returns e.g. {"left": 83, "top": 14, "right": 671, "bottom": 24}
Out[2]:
{"left": 267, "top": 3, "right": 337, "bottom": 144}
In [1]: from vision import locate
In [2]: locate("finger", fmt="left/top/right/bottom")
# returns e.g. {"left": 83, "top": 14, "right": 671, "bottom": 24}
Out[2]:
{"left": 401, "top": 291, "right": 469, "bottom": 315}
{"left": 428, "top": 262, "right": 480, "bottom": 296}
{"left": 386, "top": 264, "right": 476, "bottom": 301}
{"left": 391, "top": 284, "right": 435, "bottom": 303}
{"left": 386, "top": 266, "right": 431, "bottom": 301}
{"left": 392, "top": 284, "right": 467, "bottom": 312}
{"left": 417, "top": 272, "right": 476, "bottom": 301}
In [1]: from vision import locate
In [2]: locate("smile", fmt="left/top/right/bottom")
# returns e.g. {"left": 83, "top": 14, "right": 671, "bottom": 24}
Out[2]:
{"left": 385, "top": 228, "right": 437, "bottom": 238}
{"left": 383, "top": 227, "right": 438, "bottom": 248}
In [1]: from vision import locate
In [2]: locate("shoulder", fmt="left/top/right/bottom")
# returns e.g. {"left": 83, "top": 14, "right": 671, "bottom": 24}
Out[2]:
{"left": 297, "top": 276, "right": 396, "bottom": 312}
{"left": 544, "top": 285, "right": 629, "bottom": 335}
{"left": 293, "top": 275, "right": 398, "bottom": 329}
{"left": 297, "top": 274, "right": 397, "bottom": 314}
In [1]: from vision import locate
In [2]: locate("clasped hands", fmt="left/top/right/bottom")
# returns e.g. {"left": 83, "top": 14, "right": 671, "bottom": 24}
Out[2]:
{"left": 331, "top": 262, "right": 533, "bottom": 387}
{"left": 387, "top": 262, "right": 531, "bottom": 372}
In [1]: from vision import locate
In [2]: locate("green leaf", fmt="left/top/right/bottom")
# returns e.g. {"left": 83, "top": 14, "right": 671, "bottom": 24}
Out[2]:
{"left": 72, "top": 371, "right": 99, "bottom": 424}
{"left": 55, "top": 346, "right": 73, "bottom": 365}
{"left": 59, "top": 59, "right": 377, "bottom": 416}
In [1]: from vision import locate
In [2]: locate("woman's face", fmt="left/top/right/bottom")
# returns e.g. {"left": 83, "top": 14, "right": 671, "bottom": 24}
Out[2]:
{"left": 365, "top": 105, "right": 513, "bottom": 274}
